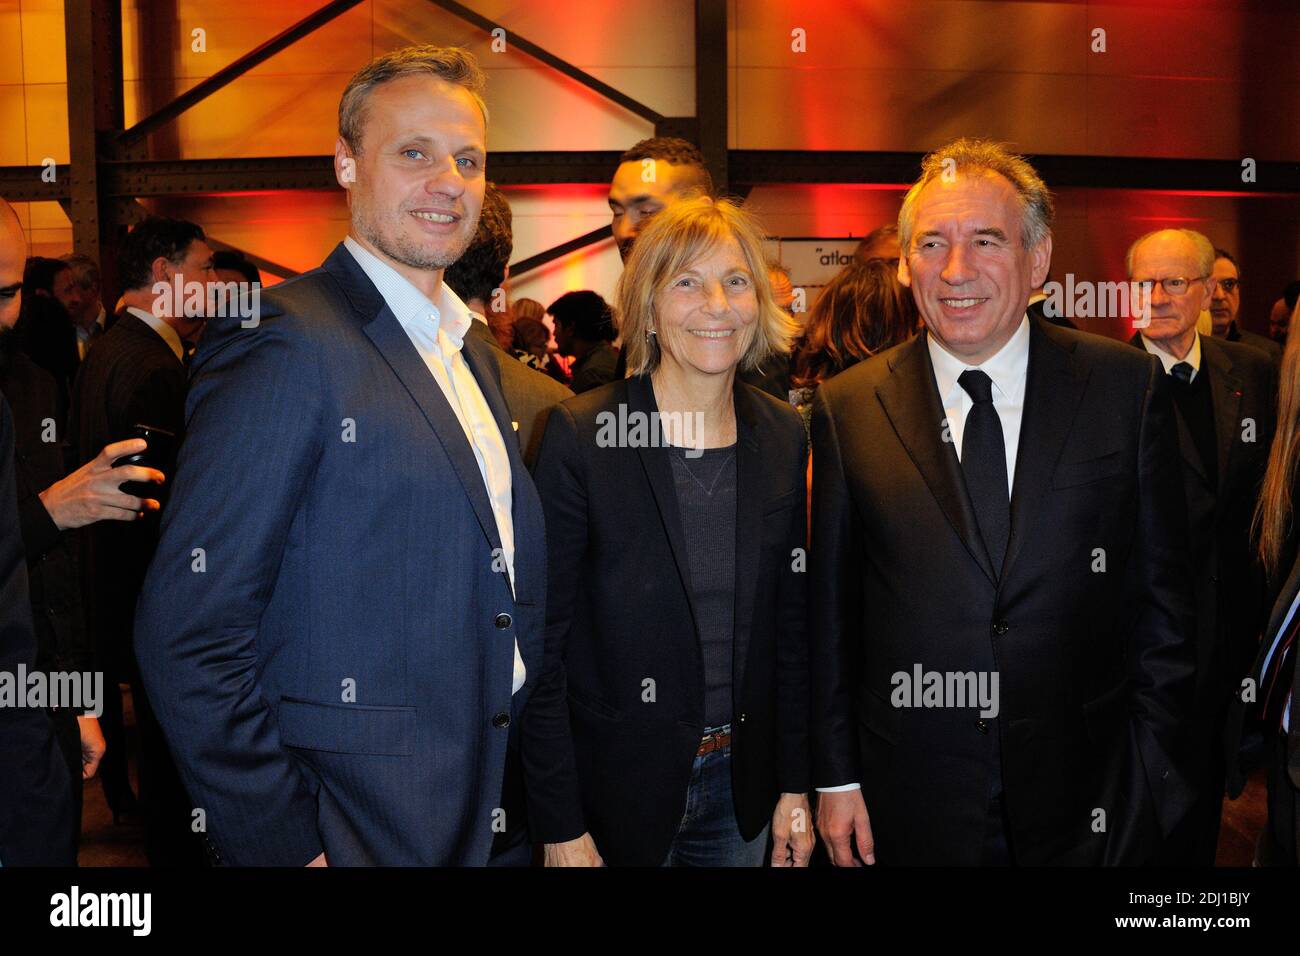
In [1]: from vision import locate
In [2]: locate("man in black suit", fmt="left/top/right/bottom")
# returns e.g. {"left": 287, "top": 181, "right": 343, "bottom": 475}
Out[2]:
{"left": 0, "top": 195, "right": 75, "bottom": 865}
{"left": 811, "top": 138, "right": 1196, "bottom": 866}
{"left": 1210, "top": 248, "right": 1283, "bottom": 366}
{"left": 1126, "top": 228, "right": 1276, "bottom": 864}
{"left": 444, "top": 182, "right": 571, "bottom": 469}
{"left": 71, "top": 215, "right": 215, "bottom": 865}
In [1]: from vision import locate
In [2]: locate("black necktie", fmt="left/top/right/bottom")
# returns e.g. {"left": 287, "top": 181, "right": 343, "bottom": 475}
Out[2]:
{"left": 1170, "top": 361, "right": 1194, "bottom": 384}
{"left": 959, "top": 369, "right": 1010, "bottom": 574}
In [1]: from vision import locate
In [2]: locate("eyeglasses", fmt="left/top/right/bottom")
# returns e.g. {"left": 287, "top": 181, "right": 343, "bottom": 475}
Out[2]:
{"left": 1133, "top": 276, "right": 1209, "bottom": 296}
{"left": 1216, "top": 278, "right": 1240, "bottom": 294}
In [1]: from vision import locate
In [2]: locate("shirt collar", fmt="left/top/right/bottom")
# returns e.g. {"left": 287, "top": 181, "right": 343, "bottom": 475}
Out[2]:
{"left": 928, "top": 314, "right": 1031, "bottom": 405}
{"left": 1139, "top": 331, "right": 1201, "bottom": 380}
{"left": 344, "top": 236, "right": 472, "bottom": 349}
{"left": 125, "top": 306, "right": 185, "bottom": 362}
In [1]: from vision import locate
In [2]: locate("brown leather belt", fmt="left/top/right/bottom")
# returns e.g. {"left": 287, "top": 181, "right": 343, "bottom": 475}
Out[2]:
{"left": 697, "top": 728, "right": 732, "bottom": 755}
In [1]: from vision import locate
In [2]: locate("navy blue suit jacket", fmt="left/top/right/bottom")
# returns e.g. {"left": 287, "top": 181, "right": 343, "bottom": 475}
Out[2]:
{"left": 134, "top": 244, "right": 546, "bottom": 866}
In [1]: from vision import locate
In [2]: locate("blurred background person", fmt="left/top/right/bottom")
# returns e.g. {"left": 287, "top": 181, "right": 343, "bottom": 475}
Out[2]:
{"left": 550, "top": 290, "right": 618, "bottom": 394}
{"left": 1210, "top": 248, "right": 1282, "bottom": 365}
{"left": 512, "top": 315, "right": 570, "bottom": 386}
{"left": 789, "top": 257, "right": 918, "bottom": 428}
{"left": 853, "top": 223, "right": 900, "bottom": 266}
{"left": 72, "top": 215, "right": 214, "bottom": 866}
{"left": 609, "top": 136, "right": 714, "bottom": 264}
{"left": 511, "top": 296, "right": 546, "bottom": 326}
{"left": 16, "top": 256, "right": 79, "bottom": 423}
{"left": 1269, "top": 282, "right": 1300, "bottom": 347}
{"left": 738, "top": 260, "right": 795, "bottom": 402}
{"left": 521, "top": 196, "right": 812, "bottom": 867}
{"left": 445, "top": 182, "right": 572, "bottom": 468}
{"left": 57, "top": 253, "right": 106, "bottom": 359}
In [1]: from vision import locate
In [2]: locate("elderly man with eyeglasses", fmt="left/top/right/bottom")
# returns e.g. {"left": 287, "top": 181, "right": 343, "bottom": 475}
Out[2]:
{"left": 1127, "top": 227, "right": 1278, "bottom": 865}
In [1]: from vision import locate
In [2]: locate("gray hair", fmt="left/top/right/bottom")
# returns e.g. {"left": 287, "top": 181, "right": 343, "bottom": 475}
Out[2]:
{"left": 339, "top": 46, "right": 487, "bottom": 153}
{"left": 898, "top": 138, "right": 1054, "bottom": 251}
{"left": 1124, "top": 229, "right": 1216, "bottom": 278}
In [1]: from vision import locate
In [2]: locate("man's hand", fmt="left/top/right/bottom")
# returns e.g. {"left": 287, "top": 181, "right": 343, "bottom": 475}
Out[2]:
{"left": 39, "top": 439, "right": 164, "bottom": 530}
{"left": 543, "top": 832, "right": 603, "bottom": 867}
{"left": 770, "top": 792, "right": 815, "bottom": 867}
{"left": 77, "top": 715, "right": 106, "bottom": 779}
{"left": 816, "top": 789, "right": 876, "bottom": 866}
{"left": 306, "top": 852, "right": 328, "bottom": 867}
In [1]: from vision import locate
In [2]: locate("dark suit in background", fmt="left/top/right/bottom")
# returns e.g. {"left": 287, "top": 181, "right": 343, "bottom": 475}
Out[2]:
{"left": 135, "top": 245, "right": 547, "bottom": 866}
{"left": 811, "top": 319, "right": 1195, "bottom": 865}
{"left": 1128, "top": 333, "right": 1275, "bottom": 863}
{"left": 521, "top": 375, "right": 810, "bottom": 865}
{"left": 1225, "top": 320, "right": 1283, "bottom": 367}
{"left": 70, "top": 310, "right": 194, "bottom": 864}
{"left": 0, "top": 395, "right": 75, "bottom": 866}
{"left": 466, "top": 319, "right": 571, "bottom": 469}
{"left": 0, "top": 343, "right": 88, "bottom": 847}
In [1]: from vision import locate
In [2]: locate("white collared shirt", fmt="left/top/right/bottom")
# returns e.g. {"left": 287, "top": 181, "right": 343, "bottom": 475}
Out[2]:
{"left": 928, "top": 314, "right": 1031, "bottom": 498}
{"left": 126, "top": 306, "right": 185, "bottom": 363}
{"left": 1140, "top": 332, "right": 1202, "bottom": 383}
{"left": 344, "top": 237, "right": 524, "bottom": 695}
{"left": 818, "top": 316, "right": 1032, "bottom": 795}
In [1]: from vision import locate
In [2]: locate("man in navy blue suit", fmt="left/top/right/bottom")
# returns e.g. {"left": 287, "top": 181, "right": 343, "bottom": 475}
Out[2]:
{"left": 134, "top": 46, "right": 546, "bottom": 866}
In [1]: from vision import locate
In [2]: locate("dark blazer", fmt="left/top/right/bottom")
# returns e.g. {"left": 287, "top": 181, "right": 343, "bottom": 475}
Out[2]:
{"left": 811, "top": 318, "right": 1196, "bottom": 865}
{"left": 0, "top": 396, "right": 75, "bottom": 866}
{"left": 1127, "top": 334, "right": 1276, "bottom": 719}
{"left": 1027, "top": 295, "right": 1077, "bottom": 330}
{"left": 1226, "top": 320, "right": 1283, "bottom": 367}
{"left": 520, "top": 374, "right": 810, "bottom": 865}
{"left": 133, "top": 244, "right": 547, "bottom": 866}
{"left": 70, "top": 311, "right": 187, "bottom": 665}
{"left": 466, "top": 319, "right": 572, "bottom": 469}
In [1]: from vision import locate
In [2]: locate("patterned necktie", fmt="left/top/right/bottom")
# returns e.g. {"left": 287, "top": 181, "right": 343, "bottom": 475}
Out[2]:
{"left": 958, "top": 369, "right": 1010, "bottom": 575}
{"left": 1170, "top": 361, "right": 1194, "bottom": 385}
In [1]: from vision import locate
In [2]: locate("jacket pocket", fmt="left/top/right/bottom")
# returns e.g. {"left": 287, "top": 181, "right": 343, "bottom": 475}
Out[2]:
{"left": 568, "top": 685, "right": 624, "bottom": 721}
{"left": 1052, "top": 450, "right": 1124, "bottom": 489}
{"left": 278, "top": 697, "right": 416, "bottom": 756}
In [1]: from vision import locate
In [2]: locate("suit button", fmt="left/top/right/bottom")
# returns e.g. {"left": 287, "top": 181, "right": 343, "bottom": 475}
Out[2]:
{"left": 976, "top": 719, "right": 990, "bottom": 734}
{"left": 494, "top": 612, "right": 512, "bottom": 629}
{"left": 738, "top": 713, "right": 747, "bottom": 723}
{"left": 992, "top": 621, "right": 1009, "bottom": 635}
{"left": 492, "top": 712, "right": 511, "bottom": 729}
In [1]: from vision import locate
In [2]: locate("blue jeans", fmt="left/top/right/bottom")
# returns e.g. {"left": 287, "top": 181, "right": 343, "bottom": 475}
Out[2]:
{"left": 662, "top": 726, "right": 769, "bottom": 867}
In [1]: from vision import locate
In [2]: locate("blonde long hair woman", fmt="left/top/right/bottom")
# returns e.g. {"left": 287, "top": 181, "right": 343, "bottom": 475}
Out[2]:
{"left": 519, "top": 197, "right": 815, "bottom": 867}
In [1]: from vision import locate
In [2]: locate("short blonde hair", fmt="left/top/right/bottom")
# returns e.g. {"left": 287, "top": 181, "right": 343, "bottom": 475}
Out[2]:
{"left": 616, "top": 196, "right": 795, "bottom": 376}
{"left": 339, "top": 46, "right": 487, "bottom": 153}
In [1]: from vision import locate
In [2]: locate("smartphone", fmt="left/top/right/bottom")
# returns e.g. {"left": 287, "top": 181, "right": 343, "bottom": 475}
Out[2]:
{"left": 112, "top": 423, "right": 176, "bottom": 499}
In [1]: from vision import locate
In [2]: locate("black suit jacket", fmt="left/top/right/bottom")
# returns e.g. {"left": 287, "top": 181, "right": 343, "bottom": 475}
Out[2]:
{"left": 520, "top": 374, "right": 810, "bottom": 865}
{"left": 1127, "top": 334, "right": 1275, "bottom": 729}
{"left": 1225, "top": 320, "right": 1283, "bottom": 367}
{"left": 811, "top": 318, "right": 1196, "bottom": 865}
{"left": 0, "top": 396, "right": 75, "bottom": 865}
{"left": 69, "top": 312, "right": 186, "bottom": 662}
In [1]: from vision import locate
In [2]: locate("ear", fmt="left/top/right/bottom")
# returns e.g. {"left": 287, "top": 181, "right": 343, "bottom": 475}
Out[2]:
{"left": 1200, "top": 276, "right": 1217, "bottom": 311}
{"left": 334, "top": 136, "right": 356, "bottom": 192}
{"left": 1029, "top": 234, "right": 1053, "bottom": 290}
{"left": 897, "top": 250, "right": 912, "bottom": 288}
{"left": 151, "top": 255, "right": 173, "bottom": 284}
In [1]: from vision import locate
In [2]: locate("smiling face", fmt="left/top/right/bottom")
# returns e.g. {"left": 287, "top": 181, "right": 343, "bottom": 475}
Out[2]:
{"left": 1129, "top": 231, "right": 1213, "bottom": 350}
{"left": 337, "top": 74, "right": 486, "bottom": 291}
{"left": 1209, "top": 255, "right": 1240, "bottom": 335}
{"left": 651, "top": 235, "right": 759, "bottom": 381}
{"left": 899, "top": 171, "right": 1050, "bottom": 364}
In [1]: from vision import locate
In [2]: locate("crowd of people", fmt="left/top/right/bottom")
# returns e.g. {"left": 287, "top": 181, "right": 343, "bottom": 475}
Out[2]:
{"left": 1, "top": 43, "right": 1298, "bottom": 867}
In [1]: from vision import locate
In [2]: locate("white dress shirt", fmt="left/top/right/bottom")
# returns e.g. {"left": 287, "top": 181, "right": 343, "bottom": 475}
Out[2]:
{"left": 818, "top": 315, "right": 1032, "bottom": 794}
{"left": 929, "top": 314, "right": 1031, "bottom": 498}
{"left": 344, "top": 237, "right": 525, "bottom": 695}
{"left": 126, "top": 306, "right": 185, "bottom": 363}
{"left": 1140, "top": 332, "right": 1202, "bottom": 383}
{"left": 76, "top": 306, "right": 107, "bottom": 360}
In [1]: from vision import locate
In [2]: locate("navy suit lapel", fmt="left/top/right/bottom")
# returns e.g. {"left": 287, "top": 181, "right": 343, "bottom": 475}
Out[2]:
{"left": 324, "top": 244, "right": 504, "bottom": 558}
{"left": 1000, "top": 319, "right": 1089, "bottom": 584}
{"left": 1201, "top": 339, "right": 1242, "bottom": 496}
{"left": 731, "top": 382, "right": 763, "bottom": 704}
{"left": 876, "top": 333, "right": 998, "bottom": 587}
